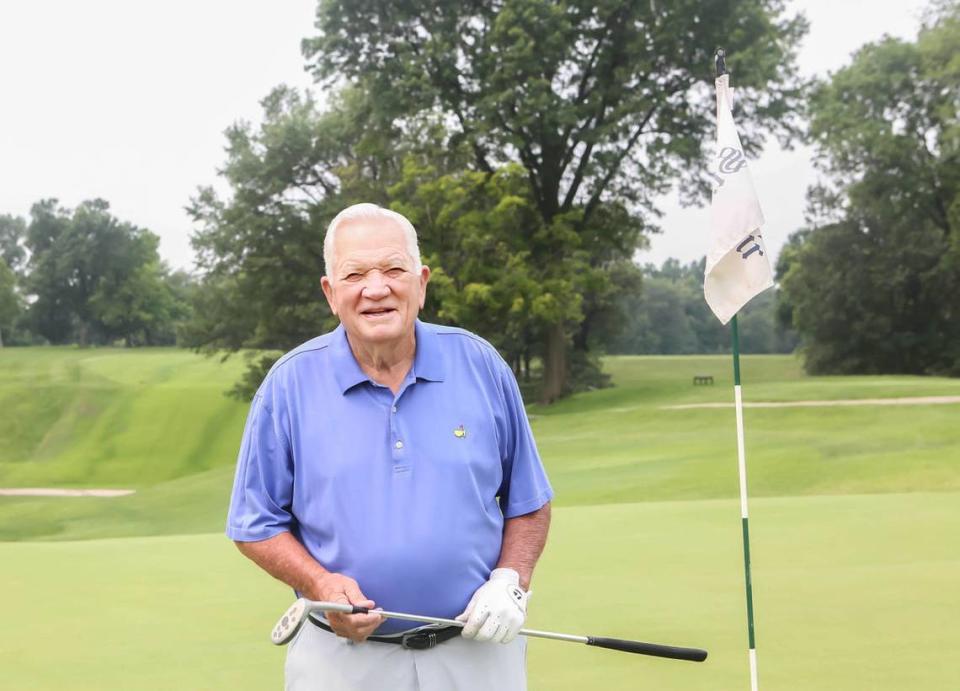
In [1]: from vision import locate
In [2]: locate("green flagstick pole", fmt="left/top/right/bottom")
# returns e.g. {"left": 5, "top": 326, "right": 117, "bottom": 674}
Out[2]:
{"left": 714, "top": 49, "right": 761, "bottom": 689}
{"left": 731, "top": 314, "right": 759, "bottom": 690}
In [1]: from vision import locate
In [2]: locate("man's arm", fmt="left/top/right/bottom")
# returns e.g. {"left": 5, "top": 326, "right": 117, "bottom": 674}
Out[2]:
{"left": 457, "top": 502, "right": 551, "bottom": 642}
{"left": 234, "top": 533, "right": 383, "bottom": 641}
{"left": 496, "top": 502, "right": 552, "bottom": 590}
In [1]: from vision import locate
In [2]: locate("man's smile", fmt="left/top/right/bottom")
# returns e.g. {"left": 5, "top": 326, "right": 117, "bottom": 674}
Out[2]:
{"left": 360, "top": 307, "right": 398, "bottom": 319}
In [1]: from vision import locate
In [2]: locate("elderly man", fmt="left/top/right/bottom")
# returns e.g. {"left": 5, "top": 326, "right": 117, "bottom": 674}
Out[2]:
{"left": 227, "top": 202, "right": 553, "bottom": 690}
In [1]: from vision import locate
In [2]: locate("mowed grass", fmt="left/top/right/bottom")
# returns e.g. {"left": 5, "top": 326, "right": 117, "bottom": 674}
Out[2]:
{"left": 2, "top": 350, "right": 959, "bottom": 540}
{"left": 0, "top": 347, "right": 249, "bottom": 488}
{"left": 1, "top": 494, "right": 957, "bottom": 690}
{"left": 1, "top": 347, "right": 959, "bottom": 689}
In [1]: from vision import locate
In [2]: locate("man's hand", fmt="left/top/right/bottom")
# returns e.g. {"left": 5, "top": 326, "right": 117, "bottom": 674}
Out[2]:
{"left": 306, "top": 572, "right": 383, "bottom": 642}
{"left": 456, "top": 568, "right": 529, "bottom": 644}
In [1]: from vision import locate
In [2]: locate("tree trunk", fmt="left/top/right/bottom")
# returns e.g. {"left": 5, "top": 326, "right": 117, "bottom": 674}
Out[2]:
{"left": 539, "top": 323, "right": 567, "bottom": 404}
{"left": 0, "top": 326, "right": 4, "bottom": 348}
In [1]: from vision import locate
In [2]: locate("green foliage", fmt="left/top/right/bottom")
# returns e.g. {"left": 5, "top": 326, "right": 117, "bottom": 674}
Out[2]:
{"left": 609, "top": 258, "right": 797, "bottom": 354}
{"left": 184, "top": 87, "right": 400, "bottom": 361}
{"left": 779, "top": 220, "right": 957, "bottom": 374}
{"left": 391, "top": 162, "right": 588, "bottom": 380}
{"left": 305, "top": 0, "right": 807, "bottom": 211}
{"left": 0, "top": 258, "right": 21, "bottom": 346}
{"left": 782, "top": 3, "right": 960, "bottom": 374}
{"left": 21, "top": 199, "right": 189, "bottom": 346}
{"left": 0, "top": 214, "right": 27, "bottom": 275}
{"left": 302, "top": 0, "right": 808, "bottom": 400}
{"left": 186, "top": 2, "right": 807, "bottom": 401}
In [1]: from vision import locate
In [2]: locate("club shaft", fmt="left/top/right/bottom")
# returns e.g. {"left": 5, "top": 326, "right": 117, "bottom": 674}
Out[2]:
{"left": 301, "top": 601, "right": 705, "bottom": 661}
{"left": 369, "top": 609, "right": 591, "bottom": 644}
{"left": 306, "top": 602, "right": 586, "bottom": 640}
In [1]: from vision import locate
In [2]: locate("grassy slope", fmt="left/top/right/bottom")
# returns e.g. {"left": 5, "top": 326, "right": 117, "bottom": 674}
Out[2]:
{"left": 0, "top": 347, "right": 249, "bottom": 487}
{"left": 1, "top": 349, "right": 959, "bottom": 541}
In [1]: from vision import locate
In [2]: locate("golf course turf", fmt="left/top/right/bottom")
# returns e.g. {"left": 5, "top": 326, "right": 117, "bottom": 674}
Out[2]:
{"left": 1, "top": 348, "right": 958, "bottom": 689}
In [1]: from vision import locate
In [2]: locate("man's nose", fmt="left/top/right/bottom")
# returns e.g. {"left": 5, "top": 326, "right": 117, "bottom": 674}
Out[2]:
{"left": 361, "top": 270, "right": 391, "bottom": 297}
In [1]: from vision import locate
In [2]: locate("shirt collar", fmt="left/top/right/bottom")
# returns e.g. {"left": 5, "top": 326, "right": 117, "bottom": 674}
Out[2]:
{"left": 412, "top": 320, "right": 446, "bottom": 383}
{"left": 330, "top": 324, "right": 370, "bottom": 394}
{"left": 331, "top": 320, "right": 446, "bottom": 395}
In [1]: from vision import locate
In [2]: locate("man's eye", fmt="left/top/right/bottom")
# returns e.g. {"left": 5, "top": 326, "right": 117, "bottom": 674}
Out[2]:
{"left": 344, "top": 273, "right": 362, "bottom": 282}
{"left": 386, "top": 268, "right": 405, "bottom": 278}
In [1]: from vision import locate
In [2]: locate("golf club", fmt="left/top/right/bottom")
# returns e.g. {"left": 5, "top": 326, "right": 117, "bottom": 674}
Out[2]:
{"left": 271, "top": 598, "right": 708, "bottom": 662}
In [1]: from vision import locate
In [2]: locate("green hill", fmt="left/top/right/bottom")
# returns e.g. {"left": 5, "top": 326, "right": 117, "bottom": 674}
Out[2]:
{"left": 1, "top": 348, "right": 959, "bottom": 541}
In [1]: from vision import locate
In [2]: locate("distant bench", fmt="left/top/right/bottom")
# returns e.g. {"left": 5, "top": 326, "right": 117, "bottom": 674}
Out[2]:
{"left": 693, "top": 375, "right": 714, "bottom": 385}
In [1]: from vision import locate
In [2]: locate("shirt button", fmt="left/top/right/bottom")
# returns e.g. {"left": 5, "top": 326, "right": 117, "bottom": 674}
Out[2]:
{"left": 395, "top": 440, "right": 404, "bottom": 449}
{"left": 392, "top": 406, "right": 397, "bottom": 413}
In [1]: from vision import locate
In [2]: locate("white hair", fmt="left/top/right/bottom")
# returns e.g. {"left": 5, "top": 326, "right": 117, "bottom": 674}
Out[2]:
{"left": 323, "top": 203, "right": 422, "bottom": 275}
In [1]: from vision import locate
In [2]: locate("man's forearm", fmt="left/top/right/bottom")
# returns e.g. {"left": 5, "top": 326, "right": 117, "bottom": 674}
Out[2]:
{"left": 234, "top": 532, "right": 329, "bottom": 599}
{"left": 496, "top": 502, "right": 551, "bottom": 590}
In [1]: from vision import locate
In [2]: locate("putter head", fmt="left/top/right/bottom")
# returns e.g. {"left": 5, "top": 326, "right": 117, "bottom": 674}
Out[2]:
{"left": 271, "top": 598, "right": 309, "bottom": 646}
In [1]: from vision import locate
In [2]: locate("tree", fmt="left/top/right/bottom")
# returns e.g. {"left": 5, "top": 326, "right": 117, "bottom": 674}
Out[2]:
{"left": 184, "top": 88, "right": 384, "bottom": 360}
{"left": 0, "top": 215, "right": 27, "bottom": 347}
{"left": 779, "top": 3, "right": 960, "bottom": 374}
{"left": 23, "top": 199, "right": 185, "bottom": 345}
{"left": 608, "top": 258, "right": 795, "bottom": 355}
{"left": 390, "top": 160, "right": 645, "bottom": 392}
{"left": 303, "top": 0, "right": 807, "bottom": 400}
{"left": 0, "top": 215, "right": 27, "bottom": 276}
{"left": 0, "top": 259, "right": 20, "bottom": 347}
{"left": 89, "top": 261, "right": 188, "bottom": 346}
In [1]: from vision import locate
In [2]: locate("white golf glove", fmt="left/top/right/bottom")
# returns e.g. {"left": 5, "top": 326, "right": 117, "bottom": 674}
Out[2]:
{"left": 456, "top": 568, "right": 530, "bottom": 644}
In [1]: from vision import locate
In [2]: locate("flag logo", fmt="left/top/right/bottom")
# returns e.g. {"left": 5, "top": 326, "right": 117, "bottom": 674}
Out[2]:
{"left": 453, "top": 425, "right": 467, "bottom": 439}
{"left": 718, "top": 146, "right": 748, "bottom": 174}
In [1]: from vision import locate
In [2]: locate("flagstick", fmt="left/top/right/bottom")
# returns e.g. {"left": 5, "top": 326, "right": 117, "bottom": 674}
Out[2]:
{"left": 731, "top": 314, "right": 759, "bottom": 691}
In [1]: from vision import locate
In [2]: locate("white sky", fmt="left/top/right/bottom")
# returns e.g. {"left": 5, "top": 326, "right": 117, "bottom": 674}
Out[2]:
{"left": 0, "top": 0, "right": 931, "bottom": 272}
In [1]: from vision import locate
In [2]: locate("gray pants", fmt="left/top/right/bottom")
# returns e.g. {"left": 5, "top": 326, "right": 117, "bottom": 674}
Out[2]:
{"left": 285, "top": 622, "right": 527, "bottom": 691}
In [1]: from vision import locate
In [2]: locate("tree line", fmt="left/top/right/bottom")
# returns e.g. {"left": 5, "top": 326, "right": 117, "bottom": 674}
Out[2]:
{"left": 2, "top": 1, "right": 955, "bottom": 399}
{"left": 0, "top": 200, "right": 192, "bottom": 347}
{"left": 778, "top": 3, "right": 959, "bottom": 376}
{"left": 609, "top": 258, "right": 798, "bottom": 356}
{"left": 182, "top": 0, "right": 806, "bottom": 402}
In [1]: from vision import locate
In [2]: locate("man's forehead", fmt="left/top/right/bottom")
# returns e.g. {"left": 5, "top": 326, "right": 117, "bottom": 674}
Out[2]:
{"left": 337, "top": 215, "right": 406, "bottom": 241}
{"left": 338, "top": 249, "right": 412, "bottom": 269}
{"left": 333, "top": 217, "right": 412, "bottom": 266}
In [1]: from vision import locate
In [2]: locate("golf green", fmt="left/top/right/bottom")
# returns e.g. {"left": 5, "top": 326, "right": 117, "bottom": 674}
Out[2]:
{"left": 1, "top": 493, "right": 956, "bottom": 689}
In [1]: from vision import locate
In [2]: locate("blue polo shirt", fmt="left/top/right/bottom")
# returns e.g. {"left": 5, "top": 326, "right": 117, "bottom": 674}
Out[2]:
{"left": 226, "top": 320, "right": 553, "bottom": 634}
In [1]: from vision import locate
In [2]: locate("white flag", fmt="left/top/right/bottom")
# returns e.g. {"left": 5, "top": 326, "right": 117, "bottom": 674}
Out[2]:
{"left": 703, "top": 74, "right": 774, "bottom": 325}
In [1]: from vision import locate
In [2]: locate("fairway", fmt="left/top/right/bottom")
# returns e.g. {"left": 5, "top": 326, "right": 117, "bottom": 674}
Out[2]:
{"left": 2, "top": 349, "right": 959, "bottom": 689}
{"left": 1, "top": 495, "right": 957, "bottom": 690}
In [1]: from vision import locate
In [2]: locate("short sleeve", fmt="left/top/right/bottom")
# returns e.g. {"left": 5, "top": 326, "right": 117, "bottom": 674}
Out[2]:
{"left": 226, "top": 390, "right": 295, "bottom": 541}
{"left": 496, "top": 360, "right": 554, "bottom": 518}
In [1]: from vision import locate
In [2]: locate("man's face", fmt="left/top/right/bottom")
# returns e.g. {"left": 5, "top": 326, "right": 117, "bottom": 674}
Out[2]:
{"left": 321, "top": 217, "right": 430, "bottom": 348}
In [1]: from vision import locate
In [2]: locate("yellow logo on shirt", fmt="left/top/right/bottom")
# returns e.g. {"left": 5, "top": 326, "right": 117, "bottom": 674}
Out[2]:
{"left": 454, "top": 425, "right": 467, "bottom": 439}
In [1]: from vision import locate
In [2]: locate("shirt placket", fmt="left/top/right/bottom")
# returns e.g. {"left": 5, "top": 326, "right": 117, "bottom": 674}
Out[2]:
{"left": 390, "top": 374, "right": 417, "bottom": 470}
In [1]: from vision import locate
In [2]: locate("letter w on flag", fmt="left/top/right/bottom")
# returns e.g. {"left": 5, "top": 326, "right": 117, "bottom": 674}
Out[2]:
{"left": 703, "top": 73, "right": 773, "bottom": 325}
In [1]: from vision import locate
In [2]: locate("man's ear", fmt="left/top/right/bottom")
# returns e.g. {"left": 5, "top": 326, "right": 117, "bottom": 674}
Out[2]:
{"left": 418, "top": 266, "right": 431, "bottom": 309}
{"left": 321, "top": 276, "right": 337, "bottom": 315}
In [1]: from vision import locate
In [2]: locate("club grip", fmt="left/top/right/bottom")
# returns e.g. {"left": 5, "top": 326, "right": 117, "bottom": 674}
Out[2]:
{"left": 350, "top": 605, "right": 370, "bottom": 614}
{"left": 586, "top": 636, "right": 708, "bottom": 662}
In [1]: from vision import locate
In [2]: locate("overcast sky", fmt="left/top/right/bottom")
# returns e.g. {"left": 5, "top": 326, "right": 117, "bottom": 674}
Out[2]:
{"left": 0, "top": 0, "right": 931, "bottom": 273}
